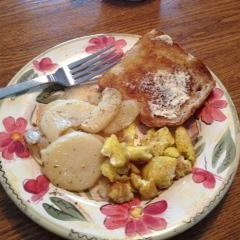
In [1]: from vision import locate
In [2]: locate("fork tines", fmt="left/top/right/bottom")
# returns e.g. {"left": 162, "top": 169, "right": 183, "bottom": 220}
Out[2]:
{"left": 68, "top": 45, "right": 121, "bottom": 82}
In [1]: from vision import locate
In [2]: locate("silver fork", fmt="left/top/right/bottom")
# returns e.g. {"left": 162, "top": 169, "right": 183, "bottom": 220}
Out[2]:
{"left": 0, "top": 45, "right": 120, "bottom": 99}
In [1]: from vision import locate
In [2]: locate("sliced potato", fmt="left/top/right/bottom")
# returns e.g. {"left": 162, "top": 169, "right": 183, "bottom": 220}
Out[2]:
{"left": 103, "top": 100, "right": 140, "bottom": 134}
{"left": 80, "top": 88, "right": 122, "bottom": 133}
{"left": 39, "top": 99, "right": 95, "bottom": 142}
{"left": 64, "top": 84, "right": 101, "bottom": 105}
{"left": 41, "top": 131, "right": 103, "bottom": 191}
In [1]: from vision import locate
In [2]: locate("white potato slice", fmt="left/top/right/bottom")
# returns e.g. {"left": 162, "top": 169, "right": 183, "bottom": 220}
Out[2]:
{"left": 64, "top": 84, "right": 101, "bottom": 105}
{"left": 103, "top": 100, "right": 140, "bottom": 134}
{"left": 80, "top": 88, "right": 122, "bottom": 133}
{"left": 40, "top": 99, "right": 95, "bottom": 142}
{"left": 41, "top": 131, "right": 103, "bottom": 191}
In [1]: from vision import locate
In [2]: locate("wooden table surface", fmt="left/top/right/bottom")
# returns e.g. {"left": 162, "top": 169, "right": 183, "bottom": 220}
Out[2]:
{"left": 0, "top": 0, "right": 240, "bottom": 239}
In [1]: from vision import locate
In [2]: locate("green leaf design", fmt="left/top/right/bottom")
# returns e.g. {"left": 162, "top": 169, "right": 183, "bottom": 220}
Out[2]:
{"left": 36, "top": 84, "right": 65, "bottom": 104}
{"left": 43, "top": 197, "right": 87, "bottom": 221}
{"left": 50, "top": 197, "right": 86, "bottom": 221}
{"left": 212, "top": 128, "right": 230, "bottom": 168}
{"left": 195, "top": 142, "right": 205, "bottom": 157}
{"left": 17, "top": 69, "right": 38, "bottom": 83}
{"left": 217, "top": 133, "right": 236, "bottom": 174}
{"left": 43, "top": 203, "right": 81, "bottom": 221}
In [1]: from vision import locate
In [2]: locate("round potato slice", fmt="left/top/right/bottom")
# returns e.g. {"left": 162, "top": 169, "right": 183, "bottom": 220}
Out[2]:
{"left": 103, "top": 100, "right": 140, "bottom": 134}
{"left": 80, "top": 88, "right": 122, "bottom": 133}
{"left": 39, "top": 99, "right": 95, "bottom": 142}
{"left": 41, "top": 131, "right": 104, "bottom": 191}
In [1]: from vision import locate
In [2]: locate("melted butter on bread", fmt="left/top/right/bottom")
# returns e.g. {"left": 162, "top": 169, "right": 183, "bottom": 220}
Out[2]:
{"left": 140, "top": 70, "right": 190, "bottom": 119}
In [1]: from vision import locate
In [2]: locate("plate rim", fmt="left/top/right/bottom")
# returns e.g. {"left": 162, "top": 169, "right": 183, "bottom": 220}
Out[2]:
{"left": 0, "top": 33, "right": 239, "bottom": 240}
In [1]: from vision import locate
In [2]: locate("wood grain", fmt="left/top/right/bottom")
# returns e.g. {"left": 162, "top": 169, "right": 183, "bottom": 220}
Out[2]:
{"left": 0, "top": 0, "right": 240, "bottom": 239}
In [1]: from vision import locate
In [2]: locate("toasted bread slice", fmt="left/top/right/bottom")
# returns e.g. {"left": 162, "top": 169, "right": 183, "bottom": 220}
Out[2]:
{"left": 99, "top": 29, "right": 215, "bottom": 127}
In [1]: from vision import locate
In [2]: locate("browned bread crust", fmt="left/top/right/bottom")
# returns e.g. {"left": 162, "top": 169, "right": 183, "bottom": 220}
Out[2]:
{"left": 99, "top": 29, "right": 215, "bottom": 127}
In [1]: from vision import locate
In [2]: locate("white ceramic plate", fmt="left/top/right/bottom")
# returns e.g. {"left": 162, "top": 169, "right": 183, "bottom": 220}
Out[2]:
{"left": 0, "top": 34, "right": 239, "bottom": 240}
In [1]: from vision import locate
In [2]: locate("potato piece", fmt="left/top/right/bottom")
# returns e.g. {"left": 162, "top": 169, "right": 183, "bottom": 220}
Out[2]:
{"left": 129, "top": 163, "right": 141, "bottom": 174}
{"left": 122, "top": 123, "right": 140, "bottom": 146}
{"left": 145, "top": 127, "right": 174, "bottom": 145}
{"left": 101, "top": 134, "right": 127, "bottom": 168}
{"left": 64, "top": 84, "right": 101, "bottom": 105}
{"left": 139, "top": 180, "right": 159, "bottom": 199}
{"left": 130, "top": 173, "right": 142, "bottom": 189}
{"left": 142, "top": 156, "right": 177, "bottom": 189}
{"left": 150, "top": 141, "right": 169, "bottom": 156}
{"left": 130, "top": 173, "right": 158, "bottom": 199}
{"left": 115, "top": 165, "right": 130, "bottom": 175}
{"left": 80, "top": 88, "right": 122, "bottom": 133}
{"left": 103, "top": 100, "right": 140, "bottom": 134}
{"left": 101, "top": 160, "right": 119, "bottom": 182}
{"left": 155, "top": 127, "right": 175, "bottom": 145}
{"left": 164, "top": 147, "right": 180, "bottom": 158}
{"left": 126, "top": 146, "right": 152, "bottom": 163}
{"left": 40, "top": 99, "right": 95, "bottom": 142}
{"left": 86, "top": 177, "right": 111, "bottom": 202}
{"left": 175, "top": 126, "right": 196, "bottom": 162}
{"left": 175, "top": 156, "right": 192, "bottom": 179}
{"left": 108, "top": 182, "right": 134, "bottom": 203}
{"left": 145, "top": 127, "right": 175, "bottom": 156}
{"left": 41, "top": 131, "right": 103, "bottom": 191}
{"left": 101, "top": 160, "right": 129, "bottom": 182}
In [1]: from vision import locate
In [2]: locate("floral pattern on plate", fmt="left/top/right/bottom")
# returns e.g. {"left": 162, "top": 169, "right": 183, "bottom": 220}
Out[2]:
{"left": 33, "top": 57, "right": 58, "bottom": 73}
{"left": 23, "top": 175, "right": 50, "bottom": 202}
{"left": 199, "top": 88, "right": 227, "bottom": 124}
{"left": 101, "top": 198, "right": 167, "bottom": 237}
{"left": 0, "top": 117, "right": 30, "bottom": 160}
{"left": 85, "top": 35, "right": 127, "bottom": 58}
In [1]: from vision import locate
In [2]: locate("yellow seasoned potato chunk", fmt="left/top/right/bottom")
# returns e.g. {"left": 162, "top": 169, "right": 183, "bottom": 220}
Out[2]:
{"left": 150, "top": 141, "right": 169, "bottom": 156}
{"left": 101, "top": 160, "right": 118, "bottom": 182}
{"left": 126, "top": 146, "right": 152, "bottom": 163}
{"left": 129, "top": 163, "right": 141, "bottom": 174}
{"left": 145, "top": 127, "right": 175, "bottom": 156}
{"left": 164, "top": 147, "right": 180, "bottom": 158}
{"left": 108, "top": 182, "right": 134, "bottom": 203}
{"left": 144, "top": 129, "right": 156, "bottom": 143}
{"left": 142, "top": 156, "right": 177, "bottom": 189}
{"left": 139, "top": 179, "right": 159, "bottom": 199}
{"left": 130, "top": 173, "right": 158, "bottom": 199}
{"left": 122, "top": 123, "right": 138, "bottom": 145}
{"left": 131, "top": 173, "right": 142, "bottom": 189}
{"left": 175, "top": 126, "right": 196, "bottom": 162}
{"left": 155, "top": 127, "right": 175, "bottom": 145}
{"left": 175, "top": 157, "right": 192, "bottom": 179}
{"left": 101, "top": 135, "right": 127, "bottom": 168}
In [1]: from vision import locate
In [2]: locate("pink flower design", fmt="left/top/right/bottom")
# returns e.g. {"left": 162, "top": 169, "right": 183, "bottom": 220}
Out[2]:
{"left": 100, "top": 198, "right": 167, "bottom": 237}
{"left": 23, "top": 175, "right": 50, "bottom": 202}
{"left": 33, "top": 57, "right": 58, "bottom": 73}
{"left": 192, "top": 168, "right": 222, "bottom": 189}
{"left": 0, "top": 117, "right": 30, "bottom": 160}
{"left": 85, "top": 36, "right": 127, "bottom": 58}
{"left": 200, "top": 88, "right": 227, "bottom": 124}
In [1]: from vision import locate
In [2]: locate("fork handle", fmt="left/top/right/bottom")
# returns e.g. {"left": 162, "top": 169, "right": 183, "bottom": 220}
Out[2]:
{"left": 0, "top": 75, "right": 50, "bottom": 99}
